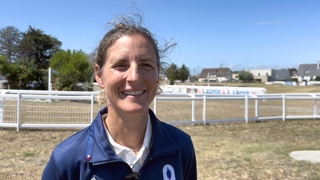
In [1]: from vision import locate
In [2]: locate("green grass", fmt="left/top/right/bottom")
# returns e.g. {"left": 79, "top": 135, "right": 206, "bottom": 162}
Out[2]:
{"left": 23, "top": 152, "right": 35, "bottom": 157}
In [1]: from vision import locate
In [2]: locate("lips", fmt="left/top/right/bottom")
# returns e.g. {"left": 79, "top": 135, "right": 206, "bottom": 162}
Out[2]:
{"left": 122, "top": 90, "right": 145, "bottom": 96}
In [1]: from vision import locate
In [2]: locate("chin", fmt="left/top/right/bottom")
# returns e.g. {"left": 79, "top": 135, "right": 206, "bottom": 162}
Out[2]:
{"left": 121, "top": 103, "right": 149, "bottom": 114}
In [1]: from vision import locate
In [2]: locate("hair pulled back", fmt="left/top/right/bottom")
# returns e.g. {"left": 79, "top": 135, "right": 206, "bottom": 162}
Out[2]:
{"left": 95, "top": 14, "right": 175, "bottom": 74}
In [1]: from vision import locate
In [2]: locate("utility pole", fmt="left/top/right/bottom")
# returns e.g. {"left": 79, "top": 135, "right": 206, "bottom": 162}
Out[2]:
{"left": 48, "top": 67, "right": 52, "bottom": 91}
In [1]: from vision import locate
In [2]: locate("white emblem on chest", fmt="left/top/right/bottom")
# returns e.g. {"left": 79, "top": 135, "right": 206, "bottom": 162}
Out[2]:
{"left": 162, "top": 164, "right": 176, "bottom": 180}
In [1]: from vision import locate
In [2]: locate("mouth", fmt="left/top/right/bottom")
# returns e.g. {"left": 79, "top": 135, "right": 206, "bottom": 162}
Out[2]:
{"left": 122, "top": 90, "right": 146, "bottom": 96}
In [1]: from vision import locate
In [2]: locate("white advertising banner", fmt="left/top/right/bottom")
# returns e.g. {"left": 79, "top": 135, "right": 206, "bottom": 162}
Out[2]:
{"left": 160, "top": 85, "right": 266, "bottom": 95}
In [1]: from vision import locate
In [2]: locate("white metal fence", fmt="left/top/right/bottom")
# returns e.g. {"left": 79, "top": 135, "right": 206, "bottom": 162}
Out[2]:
{"left": 1, "top": 90, "right": 320, "bottom": 131}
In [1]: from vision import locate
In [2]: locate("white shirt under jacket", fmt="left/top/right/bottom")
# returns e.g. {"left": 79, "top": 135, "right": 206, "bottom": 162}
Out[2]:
{"left": 105, "top": 115, "right": 152, "bottom": 172}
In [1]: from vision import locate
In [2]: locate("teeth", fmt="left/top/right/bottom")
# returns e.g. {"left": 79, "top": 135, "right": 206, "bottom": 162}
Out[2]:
{"left": 123, "top": 91, "right": 144, "bottom": 96}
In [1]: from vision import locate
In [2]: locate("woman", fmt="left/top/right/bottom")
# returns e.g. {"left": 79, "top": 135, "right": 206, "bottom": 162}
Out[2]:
{"left": 42, "top": 15, "right": 197, "bottom": 180}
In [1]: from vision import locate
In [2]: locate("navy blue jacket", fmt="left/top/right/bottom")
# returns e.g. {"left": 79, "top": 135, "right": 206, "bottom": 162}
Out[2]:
{"left": 42, "top": 107, "right": 197, "bottom": 180}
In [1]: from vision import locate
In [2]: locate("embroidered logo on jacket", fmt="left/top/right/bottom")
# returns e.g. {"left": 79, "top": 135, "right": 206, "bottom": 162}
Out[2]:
{"left": 162, "top": 164, "right": 176, "bottom": 180}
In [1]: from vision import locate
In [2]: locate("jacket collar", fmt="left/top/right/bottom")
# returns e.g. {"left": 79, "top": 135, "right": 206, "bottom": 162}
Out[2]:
{"left": 85, "top": 107, "right": 178, "bottom": 164}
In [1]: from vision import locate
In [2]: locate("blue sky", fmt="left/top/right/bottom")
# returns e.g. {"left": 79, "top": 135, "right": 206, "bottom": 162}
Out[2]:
{"left": 1, "top": 0, "right": 320, "bottom": 74}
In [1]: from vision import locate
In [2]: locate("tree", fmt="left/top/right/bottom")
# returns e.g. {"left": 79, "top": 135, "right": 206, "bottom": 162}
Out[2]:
{"left": 19, "top": 26, "right": 61, "bottom": 69}
{"left": 0, "top": 56, "right": 39, "bottom": 89}
{"left": 288, "top": 68, "right": 297, "bottom": 76}
{"left": 178, "top": 64, "right": 190, "bottom": 82}
{"left": 0, "top": 55, "right": 6, "bottom": 73}
{"left": 165, "top": 63, "right": 179, "bottom": 85}
{"left": 0, "top": 26, "right": 21, "bottom": 62}
{"left": 239, "top": 70, "right": 253, "bottom": 82}
{"left": 190, "top": 75, "right": 198, "bottom": 82}
{"left": 50, "top": 50, "right": 94, "bottom": 91}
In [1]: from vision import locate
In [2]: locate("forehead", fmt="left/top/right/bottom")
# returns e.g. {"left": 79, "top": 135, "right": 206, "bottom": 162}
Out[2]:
{"left": 103, "top": 34, "right": 159, "bottom": 68}
{"left": 109, "top": 34, "right": 154, "bottom": 53}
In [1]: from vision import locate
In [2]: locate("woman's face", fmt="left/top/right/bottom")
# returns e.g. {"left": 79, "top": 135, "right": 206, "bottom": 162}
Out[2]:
{"left": 95, "top": 34, "right": 159, "bottom": 114}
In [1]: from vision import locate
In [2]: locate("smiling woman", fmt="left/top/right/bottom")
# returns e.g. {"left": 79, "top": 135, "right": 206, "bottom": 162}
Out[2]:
{"left": 42, "top": 13, "right": 197, "bottom": 180}
{"left": 96, "top": 35, "right": 159, "bottom": 115}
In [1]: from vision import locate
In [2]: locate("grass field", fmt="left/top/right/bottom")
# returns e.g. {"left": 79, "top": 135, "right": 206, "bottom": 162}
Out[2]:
{"left": 1, "top": 83, "right": 320, "bottom": 179}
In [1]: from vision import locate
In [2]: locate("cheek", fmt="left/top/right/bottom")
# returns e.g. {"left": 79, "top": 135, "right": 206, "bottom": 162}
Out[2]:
{"left": 102, "top": 71, "right": 124, "bottom": 89}
{"left": 146, "top": 74, "right": 159, "bottom": 91}
{"left": 145, "top": 71, "right": 158, "bottom": 82}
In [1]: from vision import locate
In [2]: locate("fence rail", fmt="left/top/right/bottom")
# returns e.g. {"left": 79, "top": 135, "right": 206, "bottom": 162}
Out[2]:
{"left": 1, "top": 90, "right": 320, "bottom": 131}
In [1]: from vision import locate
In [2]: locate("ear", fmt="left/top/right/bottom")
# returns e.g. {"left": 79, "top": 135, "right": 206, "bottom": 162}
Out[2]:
{"left": 95, "top": 64, "right": 105, "bottom": 89}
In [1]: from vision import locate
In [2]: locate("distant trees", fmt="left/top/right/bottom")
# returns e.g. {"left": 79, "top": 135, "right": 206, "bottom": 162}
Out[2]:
{"left": 50, "top": 50, "right": 94, "bottom": 91}
{"left": 178, "top": 64, "right": 190, "bottom": 83}
{"left": 0, "top": 25, "right": 62, "bottom": 89}
{"left": 238, "top": 70, "right": 253, "bottom": 82}
{"left": 315, "top": 76, "right": 320, "bottom": 81}
{"left": 288, "top": 68, "right": 297, "bottom": 76}
{"left": 19, "top": 26, "right": 61, "bottom": 69}
{"left": 0, "top": 26, "right": 21, "bottom": 62}
{"left": 165, "top": 63, "right": 178, "bottom": 85}
{"left": 165, "top": 63, "right": 190, "bottom": 85}
{"left": 0, "top": 25, "right": 95, "bottom": 91}
{"left": 0, "top": 56, "right": 40, "bottom": 89}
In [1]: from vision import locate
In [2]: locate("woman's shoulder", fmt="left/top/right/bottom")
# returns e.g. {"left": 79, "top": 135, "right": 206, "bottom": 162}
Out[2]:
{"left": 159, "top": 121, "right": 190, "bottom": 137}
{"left": 149, "top": 110, "right": 190, "bottom": 138}
{"left": 51, "top": 126, "right": 91, "bottom": 162}
{"left": 156, "top": 120, "right": 194, "bottom": 150}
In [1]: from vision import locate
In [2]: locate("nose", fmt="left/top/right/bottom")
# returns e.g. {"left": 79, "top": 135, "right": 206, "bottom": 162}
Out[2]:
{"left": 126, "top": 64, "right": 140, "bottom": 82}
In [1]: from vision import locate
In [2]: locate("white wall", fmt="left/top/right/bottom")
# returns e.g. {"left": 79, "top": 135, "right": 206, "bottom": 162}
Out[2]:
{"left": 249, "top": 69, "right": 273, "bottom": 76}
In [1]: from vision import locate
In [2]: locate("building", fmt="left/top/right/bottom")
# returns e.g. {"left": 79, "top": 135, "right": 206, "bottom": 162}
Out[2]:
{"left": 232, "top": 71, "right": 239, "bottom": 81}
{"left": 297, "top": 63, "right": 320, "bottom": 82}
{"left": 249, "top": 69, "right": 275, "bottom": 83}
{"left": 274, "top": 69, "right": 291, "bottom": 81}
{"left": 198, "top": 68, "right": 232, "bottom": 82}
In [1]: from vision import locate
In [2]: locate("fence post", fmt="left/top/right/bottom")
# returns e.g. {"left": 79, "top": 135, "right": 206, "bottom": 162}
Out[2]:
{"left": 313, "top": 94, "right": 317, "bottom": 120}
{"left": 48, "top": 67, "right": 52, "bottom": 103}
{"left": 282, "top": 94, "right": 286, "bottom": 121}
{"left": 202, "top": 95, "right": 206, "bottom": 125}
{"left": 90, "top": 94, "right": 94, "bottom": 123}
{"left": 245, "top": 95, "right": 249, "bottom": 123}
{"left": 255, "top": 96, "right": 259, "bottom": 118}
{"left": 17, "top": 93, "right": 21, "bottom": 131}
{"left": 0, "top": 94, "right": 3, "bottom": 125}
{"left": 191, "top": 94, "right": 196, "bottom": 122}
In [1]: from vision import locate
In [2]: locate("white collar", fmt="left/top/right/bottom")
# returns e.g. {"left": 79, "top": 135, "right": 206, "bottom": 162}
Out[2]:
{"left": 105, "top": 114, "right": 152, "bottom": 156}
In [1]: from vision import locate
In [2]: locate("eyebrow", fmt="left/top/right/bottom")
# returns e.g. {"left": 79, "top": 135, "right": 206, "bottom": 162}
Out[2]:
{"left": 109, "top": 58, "right": 127, "bottom": 65}
{"left": 109, "top": 55, "right": 156, "bottom": 64}
{"left": 140, "top": 57, "right": 157, "bottom": 63}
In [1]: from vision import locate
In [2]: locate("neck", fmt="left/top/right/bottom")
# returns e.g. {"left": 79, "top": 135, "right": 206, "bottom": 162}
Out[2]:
{"left": 105, "top": 108, "right": 149, "bottom": 151}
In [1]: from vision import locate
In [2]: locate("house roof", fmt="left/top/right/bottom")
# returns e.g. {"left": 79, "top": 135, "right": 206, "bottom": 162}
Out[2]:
{"left": 297, "top": 64, "right": 320, "bottom": 76}
{"left": 274, "top": 69, "right": 290, "bottom": 80}
{"left": 199, "top": 68, "right": 231, "bottom": 78}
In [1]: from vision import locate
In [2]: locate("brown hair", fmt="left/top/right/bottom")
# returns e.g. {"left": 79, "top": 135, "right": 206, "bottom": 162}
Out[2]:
{"left": 95, "top": 14, "right": 176, "bottom": 96}
{"left": 95, "top": 15, "right": 157, "bottom": 71}
{"left": 95, "top": 14, "right": 176, "bottom": 75}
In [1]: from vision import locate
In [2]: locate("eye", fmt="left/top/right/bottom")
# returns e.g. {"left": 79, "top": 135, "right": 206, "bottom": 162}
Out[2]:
{"left": 113, "top": 63, "right": 128, "bottom": 71}
{"left": 140, "top": 63, "right": 154, "bottom": 71}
